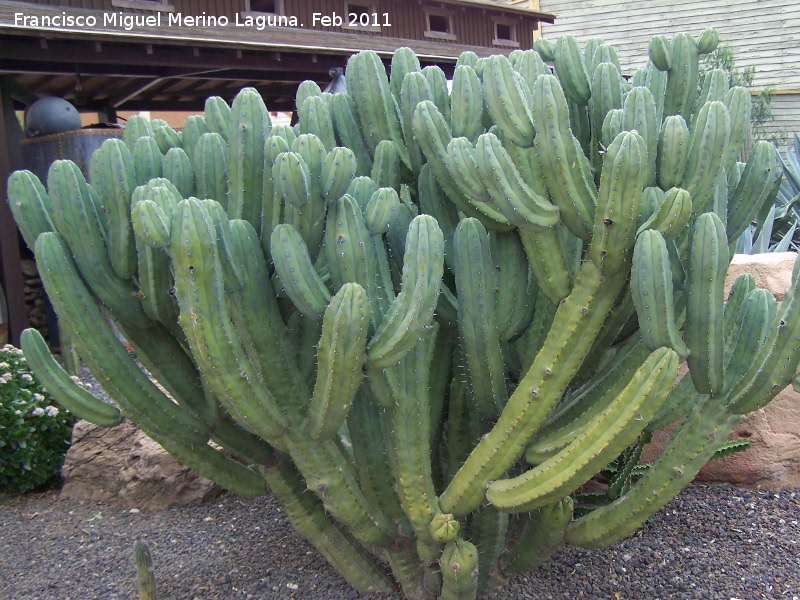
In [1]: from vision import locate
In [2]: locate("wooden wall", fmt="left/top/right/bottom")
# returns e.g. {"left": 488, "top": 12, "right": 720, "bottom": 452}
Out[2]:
{"left": 539, "top": 0, "right": 800, "bottom": 141}
{"left": 15, "top": 0, "right": 541, "bottom": 49}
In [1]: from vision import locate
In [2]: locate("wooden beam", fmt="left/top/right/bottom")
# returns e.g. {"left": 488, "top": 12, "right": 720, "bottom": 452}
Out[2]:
{"left": 0, "top": 76, "right": 29, "bottom": 346}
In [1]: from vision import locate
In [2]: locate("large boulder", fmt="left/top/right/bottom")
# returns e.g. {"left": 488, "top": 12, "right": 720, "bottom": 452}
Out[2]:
{"left": 643, "top": 252, "right": 800, "bottom": 488}
{"left": 60, "top": 419, "right": 223, "bottom": 510}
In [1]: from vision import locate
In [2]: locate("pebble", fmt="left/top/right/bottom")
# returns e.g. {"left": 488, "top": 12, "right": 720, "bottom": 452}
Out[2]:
{"left": 0, "top": 484, "right": 798, "bottom": 599}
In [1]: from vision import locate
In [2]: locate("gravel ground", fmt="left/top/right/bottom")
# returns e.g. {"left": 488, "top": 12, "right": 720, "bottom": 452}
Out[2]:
{"left": 1, "top": 483, "right": 798, "bottom": 600}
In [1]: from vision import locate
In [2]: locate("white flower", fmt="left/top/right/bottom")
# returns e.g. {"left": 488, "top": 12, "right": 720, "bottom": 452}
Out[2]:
{"left": 14, "top": 410, "right": 21, "bottom": 416}
{"left": 0, "top": 362, "right": 9, "bottom": 370}
{"left": 33, "top": 393, "right": 45, "bottom": 402}
{"left": 21, "top": 373, "right": 34, "bottom": 383}
{"left": 31, "top": 406, "right": 45, "bottom": 417}
{"left": 0, "top": 375, "right": 9, "bottom": 384}
{"left": 45, "top": 406, "right": 59, "bottom": 417}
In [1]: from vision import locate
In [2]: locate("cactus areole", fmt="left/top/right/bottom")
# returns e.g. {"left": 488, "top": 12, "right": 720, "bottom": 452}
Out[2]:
{"left": 8, "top": 31, "right": 792, "bottom": 599}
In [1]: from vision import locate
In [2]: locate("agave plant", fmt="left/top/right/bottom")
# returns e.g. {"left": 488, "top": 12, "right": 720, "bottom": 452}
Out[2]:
{"left": 736, "top": 133, "right": 800, "bottom": 253}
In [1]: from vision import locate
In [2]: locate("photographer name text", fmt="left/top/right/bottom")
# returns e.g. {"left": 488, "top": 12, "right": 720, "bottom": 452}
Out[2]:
{"left": 14, "top": 11, "right": 391, "bottom": 31}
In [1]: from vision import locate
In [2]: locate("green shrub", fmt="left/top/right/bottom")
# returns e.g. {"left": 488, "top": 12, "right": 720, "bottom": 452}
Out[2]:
{"left": 0, "top": 343, "right": 75, "bottom": 493}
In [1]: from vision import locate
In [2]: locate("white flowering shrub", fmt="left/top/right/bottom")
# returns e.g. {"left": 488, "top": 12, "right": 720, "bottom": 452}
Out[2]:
{"left": 0, "top": 343, "right": 76, "bottom": 493}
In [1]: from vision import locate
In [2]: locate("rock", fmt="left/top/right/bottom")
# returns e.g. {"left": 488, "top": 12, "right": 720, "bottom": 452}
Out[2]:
{"left": 726, "top": 252, "right": 796, "bottom": 301}
{"left": 60, "top": 419, "right": 223, "bottom": 510}
{"left": 643, "top": 252, "right": 800, "bottom": 489}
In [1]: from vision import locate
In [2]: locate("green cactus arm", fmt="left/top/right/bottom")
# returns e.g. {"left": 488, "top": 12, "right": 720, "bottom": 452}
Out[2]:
{"left": 472, "top": 506, "right": 509, "bottom": 596}
{"left": 180, "top": 114, "right": 208, "bottom": 158}
{"left": 636, "top": 187, "right": 692, "bottom": 241}
{"left": 170, "top": 198, "right": 289, "bottom": 442}
{"left": 370, "top": 139, "right": 400, "bottom": 194}
{"left": 46, "top": 160, "right": 150, "bottom": 330}
{"left": 450, "top": 65, "right": 484, "bottom": 143}
{"left": 298, "top": 94, "right": 336, "bottom": 152}
{"left": 517, "top": 228, "right": 574, "bottom": 305}
{"left": 345, "top": 50, "right": 410, "bottom": 169}
{"left": 525, "top": 340, "right": 650, "bottom": 465}
{"left": 20, "top": 327, "right": 122, "bottom": 427}
{"left": 726, "top": 140, "right": 783, "bottom": 242}
{"left": 440, "top": 539, "right": 479, "bottom": 600}
{"left": 34, "top": 231, "right": 209, "bottom": 446}
{"left": 544, "top": 334, "right": 647, "bottom": 428}
{"left": 684, "top": 212, "right": 729, "bottom": 396}
{"left": 131, "top": 136, "right": 163, "bottom": 186}
{"left": 482, "top": 54, "right": 535, "bottom": 147}
{"left": 681, "top": 101, "right": 731, "bottom": 215}
{"left": 89, "top": 138, "right": 138, "bottom": 280}
{"left": 153, "top": 124, "right": 182, "bottom": 154}
{"left": 622, "top": 86, "right": 659, "bottom": 186}
{"left": 284, "top": 433, "right": 395, "bottom": 548}
{"left": 270, "top": 223, "right": 331, "bottom": 320}
{"left": 440, "top": 261, "right": 626, "bottom": 516}
{"left": 589, "top": 62, "right": 626, "bottom": 174}
{"left": 566, "top": 398, "right": 739, "bottom": 549}
{"left": 453, "top": 218, "right": 508, "bottom": 418}
{"left": 273, "top": 150, "right": 311, "bottom": 208}
{"left": 204, "top": 96, "right": 231, "bottom": 142}
{"left": 553, "top": 34, "right": 591, "bottom": 105}
{"left": 656, "top": 115, "right": 691, "bottom": 190}
{"left": 693, "top": 69, "right": 729, "bottom": 118}
{"left": 366, "top": 215, "right": 445, "bottom": 369}
{"left": 6, "top": 169, "right": 55, "bottom": 250}
{"left": 724, "top": 289, "right": 776, "bottom": 388}
{"left": 381, "top": 333, "right": 445, "bottom": 564}
{"left": 631, "top": 230, "right": 689, "bottom": 359}
{"left": 491, "top": 231, "right": 536, "bottom": 342}
{"left": 587, "top": 131, "right": 647, "bottom": 276}
{"left": 324, "top": 193, "right": 391, "bottom": 327}
{"left": 131, "top": 193, "right": 180, "bottom": 325}
{"left": 728, "top": 258, "right": 800, "bottom": 413}
{"left": 262, "top": 455, "right": 396, "bottom": 593}
{"left": 411, "top": 100, "right": 513, "bottom": 230}
{"left": 305, "top": 283, "right": 369, "bottom": 439}
{"left": 530, "top": 74, "right": 596, "bottom": 241}
{"left": 486, "top": 347, "right": 677, "bottom": 512}
{"left": 500, "top": 497, "right": 573, "bottom": 574}
{"left": 162, "top": 147, "right": 194, "bottom": 200}
{"left": 122, "top": 114, "right": 153, "bottom": 150}
{"left": 423, "top": 65, "right": 451, "bottom": 128}
{"left": 721, "top": 87, "right": 752, "bottom": 180}
{"left": 648, "top": 35, "right": 672, "bottom": 71}
{"left": 664, "top": 32, "right": 700, "bottom": 121}
{"left": 390, "top": 46, "right": 422, "bottom": 102}
{"left": 330, "top": 92, "right": 373, "bottom": 176}
{"left": 193, "top": 132, "right": 229, "bottom": 209}
{"left": 445, "top": 136, "right": 493, "bottom": 205}
{"left": 321, "top": 146, "right": 357, "bottom": 203}
{"left": 475, "top": 133, "right": 561, "bottom": 231}
{"left": 347, "top": 390, "right": 408, "bottom": 520}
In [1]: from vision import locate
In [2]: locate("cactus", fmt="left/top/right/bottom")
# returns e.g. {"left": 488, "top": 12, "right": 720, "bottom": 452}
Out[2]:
{"left": 134, "top": 540, "right": 158, "bottom": 600}
{"left": 10, "top": 37, "right": 796, "bottom": 600}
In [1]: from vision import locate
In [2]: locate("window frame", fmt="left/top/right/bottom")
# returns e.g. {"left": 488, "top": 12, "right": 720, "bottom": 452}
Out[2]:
{"left": 110, "top": 0, "right": 175, "bottom": 13}
{"left": 341, "top": 1, "right": 382, "bottom": 33}
{"left": 242, "top": 0, "right": 284, "bottom": 17}
{"left": 423, "top": 7, "right": 456, "bottom": 41}
{"left": 492, "top": 17, "right": 520, "bottom": 48}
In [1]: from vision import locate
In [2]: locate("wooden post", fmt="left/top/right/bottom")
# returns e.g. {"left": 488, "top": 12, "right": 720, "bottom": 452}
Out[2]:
{"left": 0, "top": 76, "right": 30, "bottom": 346}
